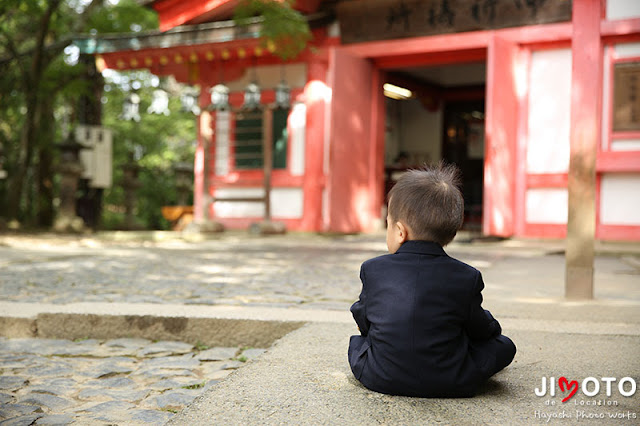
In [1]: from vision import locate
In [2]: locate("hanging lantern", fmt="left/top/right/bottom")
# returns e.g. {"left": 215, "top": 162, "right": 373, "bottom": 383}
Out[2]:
{"left": 210, "top": 83, "right": 230, "bottom": 110}
{"left": 243, "top": 81, "right": 261, "bottom": 110}
{"left": 181, "top": 88, "right": 201, "bottom": 115}
{"left": 147, "top": 89, "right": 170, "bottom": 116}
{"left": 275, "top": 80, "right": 291, "bottom": 109}
{"left": 120, "top": 92, "right": 141, "bottom": 122}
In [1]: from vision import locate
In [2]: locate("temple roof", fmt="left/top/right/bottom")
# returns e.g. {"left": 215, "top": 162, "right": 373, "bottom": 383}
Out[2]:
{"left": 75, "top": 14, "right": 335, "bottom": 87}
{"left": 69, "top": 1, "right": 337, "bottom": 86}
{"left": 142, "top": 0, "right": 328, "bottom": 32}
{"left": 73, "top": 18, "right": 263, "bottom": 55}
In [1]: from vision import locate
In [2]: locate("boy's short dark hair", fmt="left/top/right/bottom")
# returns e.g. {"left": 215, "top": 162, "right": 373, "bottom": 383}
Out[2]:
{"left": 388, "top": 163, "right": 464, "bottom": 246}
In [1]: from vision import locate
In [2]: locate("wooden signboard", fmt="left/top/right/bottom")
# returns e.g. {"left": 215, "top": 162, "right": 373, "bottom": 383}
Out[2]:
{"left": 613, "top": 62, "right": 640, "bottom": 132}
{"left": 337, "top": 0, "right": 572, "bottom": 44}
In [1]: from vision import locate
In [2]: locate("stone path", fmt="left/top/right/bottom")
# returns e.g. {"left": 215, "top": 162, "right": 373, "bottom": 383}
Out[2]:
{"left": 0, "top": 234, "right": 385, "bottom": 311}
{"left": 1, "top": 233, "right": 639, "bottom": 311}
{"left": 0, "top": 336, "right": 265, "bottom": 425}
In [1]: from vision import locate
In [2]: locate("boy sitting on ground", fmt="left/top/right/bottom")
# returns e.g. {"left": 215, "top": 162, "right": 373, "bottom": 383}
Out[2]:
{"left": 348, "top": 164, "right": 516, "bottom": 397}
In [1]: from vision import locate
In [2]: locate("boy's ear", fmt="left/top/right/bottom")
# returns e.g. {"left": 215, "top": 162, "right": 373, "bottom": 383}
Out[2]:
{"left": 396, "top": 220, "right": 409, "bottom": 243}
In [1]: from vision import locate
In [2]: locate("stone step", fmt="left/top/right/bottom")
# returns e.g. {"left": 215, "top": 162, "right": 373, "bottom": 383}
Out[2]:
{"left": 2, "top": 302, "right": 639, "bottom": 424}
{"left": 168, "top": 322, "right": 640, "bottom": 425}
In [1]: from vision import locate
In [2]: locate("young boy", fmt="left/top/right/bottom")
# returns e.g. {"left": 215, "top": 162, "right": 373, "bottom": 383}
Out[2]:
{"left": 348, "top": 164, "right": 516, "bottom": 397}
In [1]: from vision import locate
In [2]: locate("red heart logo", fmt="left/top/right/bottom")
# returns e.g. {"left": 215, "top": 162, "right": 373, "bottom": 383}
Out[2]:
{"left": 558, "top": 376, "right": 578, "bottom": 402}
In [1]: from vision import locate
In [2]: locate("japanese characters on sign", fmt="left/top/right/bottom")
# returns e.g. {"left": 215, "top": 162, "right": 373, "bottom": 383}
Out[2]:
{"left": 337, "top": 0, "right": 572, "bottom": 44}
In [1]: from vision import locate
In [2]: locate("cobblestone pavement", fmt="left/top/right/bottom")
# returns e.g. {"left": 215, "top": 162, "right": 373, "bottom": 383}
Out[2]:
{"left": 1, "top": 232, "right": 638, "bottom": 308}
{"left": 0, "top": 233, "right": 387, "bottom": 311}
{"left": 0, "top": 336, "right": 265, "bottom": 425}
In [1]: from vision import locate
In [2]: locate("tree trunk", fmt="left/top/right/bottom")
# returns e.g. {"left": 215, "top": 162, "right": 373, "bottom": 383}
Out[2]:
{"left": 36, "top": 96, "right": 56, "bottom": 228}
{"left": 6, "top": 93, "right": 38, "bottom": 220}
{"left": 4, "top": 0, "right": 62, "bottom": 221}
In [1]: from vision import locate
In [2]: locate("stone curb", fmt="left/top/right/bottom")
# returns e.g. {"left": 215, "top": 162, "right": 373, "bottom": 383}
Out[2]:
{"left": 0, "top": 313, "right": 304, "bottom": 349}
{"left": 2, "top": 302, "right": 639, "bottom": 344}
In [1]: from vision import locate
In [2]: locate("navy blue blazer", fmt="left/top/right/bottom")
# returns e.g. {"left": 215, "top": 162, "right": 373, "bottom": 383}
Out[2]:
{"left": 348, "top": 240, "right": 502, "bottom": 397}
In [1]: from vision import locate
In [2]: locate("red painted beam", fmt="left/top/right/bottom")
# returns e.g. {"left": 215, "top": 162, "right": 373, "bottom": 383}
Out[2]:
{"left": 343, "top": 30, "right": 491, "bottom": 58}
{"left": 154, "top": 0, "right": 238, "bottom": 32}
{"left": 211, "top": 173, "right": 304, "bottom": 188}
{"left": 441, "top": 85, "right": 485, "bottom": 102}
{"left": 495, "top": 22, "right": 572, "bottom": 44}
{"left": 375, "top": 48, "right": 487, "bottom": 69}
{"left": 596, "top": 151, "right": 640, "bottom": 173}
{"left": 601, "top": 17, "right": 640, "bottom": 38}
{"left": 523, "top": 223, "right": 567, "bottom": 239}
{"left": 526, "top": 173, "right": 569, "bottom": 188}
{"left": 152, "top": 0, "right": 324, "bottom": 32}
{"left": 597, "top": 224, "right": 640, "bottom": 241}
{"left": 343, "top": 23, "right": 572, "bottom": 60}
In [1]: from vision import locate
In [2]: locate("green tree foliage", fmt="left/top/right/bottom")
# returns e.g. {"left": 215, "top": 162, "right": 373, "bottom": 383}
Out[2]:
{"left": 1, "top": 0, "right": 308, "bottom": 230}
{"left": 100, "top": 71, "right": 196, "bottom": 230}
{"left": 0, "top": 0, "right": 179, "bottom": 230}
{"left": 234, "top": 0, "right": 311, "bottom": 60}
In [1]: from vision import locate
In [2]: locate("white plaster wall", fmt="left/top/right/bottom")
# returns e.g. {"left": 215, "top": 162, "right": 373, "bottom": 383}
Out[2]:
{"left": 214, "top": 110, "right": 231, "bottom": 175}
{"left": 226, "top": 63, "right": 307, "bottom": 91}
{"left": 600, "top": 174, "right": 640, "bottom": 225}
{"left": 527, "top": 49, "right": 572, "bottom": 174}
{"left": 214, "top": 187, "right": 303, "bottom": 219}
{"left": 611, "top": 139, "right": 640, "bottom": 151}
{"left": 271, "top": 188, "right": 304, "bottom": 218}
{"left": 398, "top": 99, "right": 442, "bottom": 165}
{"left": 289, "top": 102, "right": 306, "bottom": 176}
{"left": 614, "top": 42, "right": 640, "bottom": 58}
{"left": 601, "top": 46, "right": 611, "bottom": 150}
{"left": 607, "top": 0, "right": 640, "bottom": 21}
{"left": 525, "top": 188, "right": 568, "bottom": 224}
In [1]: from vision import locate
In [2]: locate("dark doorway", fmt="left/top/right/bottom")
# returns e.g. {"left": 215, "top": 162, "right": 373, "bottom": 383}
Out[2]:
{"left": 442, "top": 100, "right": 485, "bottom": 231}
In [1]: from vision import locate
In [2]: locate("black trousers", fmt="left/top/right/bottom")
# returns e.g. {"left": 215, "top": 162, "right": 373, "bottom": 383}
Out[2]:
{"left": 488, "top": 334, "right": 517, "bottom": 377}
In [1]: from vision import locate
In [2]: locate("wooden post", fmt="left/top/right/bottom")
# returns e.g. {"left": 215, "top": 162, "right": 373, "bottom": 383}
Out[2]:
{"left": 566, "top": 0, "right": 602, "bottom": 299}
{"left": 263, "top": 106, "right": 273, "bottom": 222}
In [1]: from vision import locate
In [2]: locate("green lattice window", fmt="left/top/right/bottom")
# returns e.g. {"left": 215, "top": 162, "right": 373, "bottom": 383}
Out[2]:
{"left": 234, "top": 108, "right": 289, "bottom": 170}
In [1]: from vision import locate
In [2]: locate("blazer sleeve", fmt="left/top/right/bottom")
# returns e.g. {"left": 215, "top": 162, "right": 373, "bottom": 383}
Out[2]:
{"left": 350, "top": 264, "right": 371, "bottom": 337}
{"left": 464, "top": 272, "right": 502, "bottom": 341}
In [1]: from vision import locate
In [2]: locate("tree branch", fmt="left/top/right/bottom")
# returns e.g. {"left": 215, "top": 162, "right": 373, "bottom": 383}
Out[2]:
{"left": 0, "top": 27, "right": 28, "bottom": 79}
{"left": 30, "top": 0, "right": 63, "bottom": 86}
{"left": 73, "top": 0, "right": 106, "bottom": 33}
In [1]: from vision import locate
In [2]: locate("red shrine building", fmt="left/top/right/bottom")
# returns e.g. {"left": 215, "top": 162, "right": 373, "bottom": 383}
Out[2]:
{"left": 95, "top": 0, "right": 640, "bottom": 241}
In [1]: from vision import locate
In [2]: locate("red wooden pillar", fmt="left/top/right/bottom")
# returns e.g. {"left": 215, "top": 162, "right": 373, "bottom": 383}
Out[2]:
{"left": 326, "top": 48, "right": 375, "bottom": 233}
{"left": 301, "top": 57, "right": 329, "bottom": 231}
{"left": 566, "top": 0, "right": 602, "bottom": 299}
{"left": 369, "top": 68, "right": 386, "bottom": 228}
{"left": 484, "top": 35, "right": 519, "bottom": 237}
{"left": 193, "top": 101, "right": 211, "bottom": 223}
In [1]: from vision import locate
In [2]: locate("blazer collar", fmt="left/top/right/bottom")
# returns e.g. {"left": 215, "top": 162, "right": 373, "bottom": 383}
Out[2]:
{"left": 396, "top": 240, "right": 447, "bottom": 256}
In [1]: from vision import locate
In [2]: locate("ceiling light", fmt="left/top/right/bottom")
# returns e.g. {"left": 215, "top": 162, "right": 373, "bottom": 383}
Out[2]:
{"left": 383, "top": 83, "right": 413, "bottom": 100}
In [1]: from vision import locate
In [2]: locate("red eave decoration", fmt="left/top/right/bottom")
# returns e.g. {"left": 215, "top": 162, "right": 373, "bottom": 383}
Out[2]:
{"left": 151, "top": 0, "right": 323, "bottom": 32}
{"left": 153, "top": 0, "right": 238, "bottom": 32}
